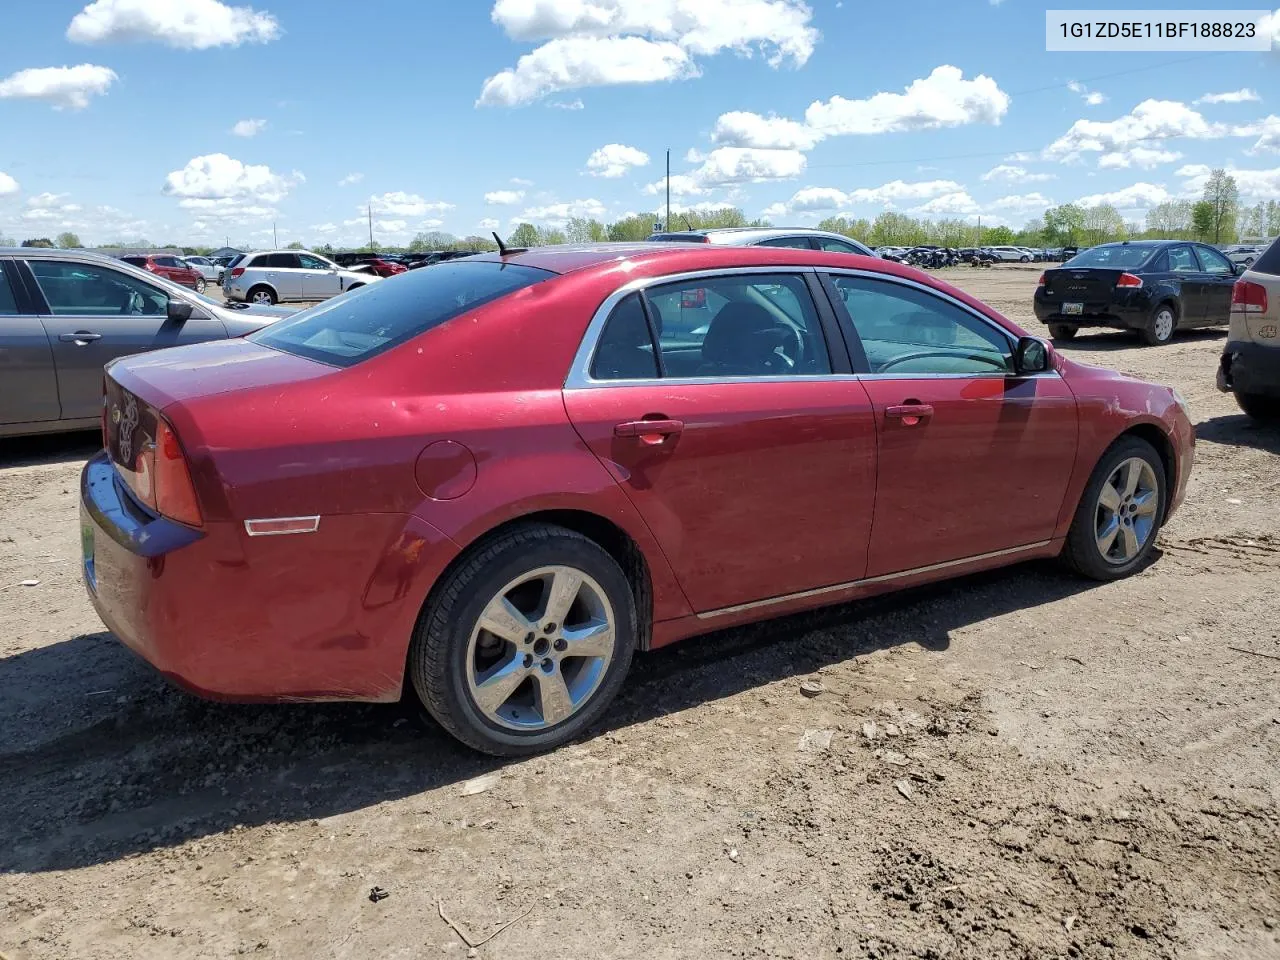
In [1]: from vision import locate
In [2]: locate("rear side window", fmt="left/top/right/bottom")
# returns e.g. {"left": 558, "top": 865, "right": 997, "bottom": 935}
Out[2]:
{"left": 1251, "top": 238, "right": 1280, "bottom": 277}
{"left": 0, "top": 267, "right": 17, "bottom": 314}
{"left": 251, "top": 260, "right": 553, "bottom": 367}
{"left": 121, "top": 256, "right": 147, "bottom": 267}
{"left": 1167, "top": 246, "right": 1198, "bottom": 273}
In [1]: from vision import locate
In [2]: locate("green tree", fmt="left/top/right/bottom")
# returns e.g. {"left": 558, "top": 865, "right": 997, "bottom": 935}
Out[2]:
{"left": 1190, "top": 201, "right": 1216, "bottom": 241}
{"left": 21, "top": 237, "right": 55, "bottom": 247}
{"left": 285, "top": 240, "right": 304, "bottom": 250}
{"left": 1144, "top": 200, "right": 1193, "bottom": 238}
{"left": 1201, "top": 168, "right": 1239, "bottom": 244}
{"left": 56, "top": 231, "right": 82, "bottom": 249}
{"left": 607, "top": 214, "right": 658, "bottom": 242}
{"left": 1014, "top": 219, "right": 1044, "bottom": 247}
{"left": 869, "top": 212, "right": 926, "bottom": 247}
{"left": 1081, "top": 203, "right": 1124, "bottom": 245}
{"left": 508, "top": 222, "right": 540, "bottom": 247}
{"left": 409, "top": 230, "right": 458, "bottom": 252}
{"left": 1042, "top": 204, "right": 1085, "bottom": 245}
{"left": 458, "top": 235, "right": 499, "bottom": 252}
{"left": 983, "top": 225, "right": 1015, "bottom": 245}
{"left": 816, "top": 215, "right": 872, "bottom": 242}
{"left": 314, "top": 243, "right": 335, "bottom": 256}
{"left": 1264, "top": 200, "right": 1280, "bottom": 236}
{"left": 565, "top": 217, "right": 608, "bottom": 243}
{"left": 536, "top": 226, "right": 567, "bottom": 245}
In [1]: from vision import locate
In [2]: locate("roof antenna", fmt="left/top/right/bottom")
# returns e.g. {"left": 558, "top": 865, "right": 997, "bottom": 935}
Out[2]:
{"left": 492, "top": 231, "right": 528, "bottom": 256}
{"left": 682, "top": 215, "right": 693, "bottom": 230}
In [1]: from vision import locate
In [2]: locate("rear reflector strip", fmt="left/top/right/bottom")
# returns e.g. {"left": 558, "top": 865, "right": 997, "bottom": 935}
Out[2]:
{"left": 245, "top": 516, "right": 320, "bottom": 537}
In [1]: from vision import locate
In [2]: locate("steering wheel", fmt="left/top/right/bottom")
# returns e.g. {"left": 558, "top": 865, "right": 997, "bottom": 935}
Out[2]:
{"left": 877, "top": 351, "right": 1009, "bottom": 373}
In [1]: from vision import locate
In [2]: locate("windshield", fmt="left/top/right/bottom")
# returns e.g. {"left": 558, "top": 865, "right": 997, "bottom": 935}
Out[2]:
{"left": 1064, "top": 245, "right": 1155, "bottom": 269}
{"left": 250, "top": 260, "right": 554, "bottom": 366}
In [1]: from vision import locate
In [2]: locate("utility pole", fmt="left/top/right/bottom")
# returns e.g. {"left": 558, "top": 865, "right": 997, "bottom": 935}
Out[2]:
{"left": 368, "top": 204, "right": 374, "bottom": 250}
{"left": 665, "top": 149, "right": 671, "bottom": 232}
{"left": 273, "top": 222, "right": 278, "bottom": 248}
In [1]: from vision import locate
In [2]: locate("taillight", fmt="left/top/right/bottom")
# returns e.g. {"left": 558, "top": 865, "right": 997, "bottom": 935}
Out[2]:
{"left": 1036, "top": 272, "right": 1045, "bottom": 286}
{"left": 230, "top": 267, "right": 245, "bottom": 278}
{"left": 1232, "top": 279, "right": 1268, "bottom": 314}
{"left": 120, "top": 416, "right": 203, "bottom": 527}
{"left": 1116, "top": 273, "right": 1143, "bottom": 288}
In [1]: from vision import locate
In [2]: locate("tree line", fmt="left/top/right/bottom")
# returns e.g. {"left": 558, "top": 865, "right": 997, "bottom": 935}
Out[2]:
{"left": 6, "top": 169, "right": 1268, "bottom": 255}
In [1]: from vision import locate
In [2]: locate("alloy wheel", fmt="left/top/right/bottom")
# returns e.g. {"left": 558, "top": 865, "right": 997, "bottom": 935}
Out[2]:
{"left": 251, "top": 290, "right": 273, "bottom": 304}
{"left": 1094, "top": 457, "right": 1159, "bottom": 564}
{"left": 465, "top": 565, "right": 615, "bottom": 730}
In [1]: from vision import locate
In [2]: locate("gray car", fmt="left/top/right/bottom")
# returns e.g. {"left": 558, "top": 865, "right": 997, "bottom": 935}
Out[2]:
{"left": 0, "top": 248, "right": 295, "bottom": 437}
{"left": 646, "top": 226, "right": 878, "bottom": 257}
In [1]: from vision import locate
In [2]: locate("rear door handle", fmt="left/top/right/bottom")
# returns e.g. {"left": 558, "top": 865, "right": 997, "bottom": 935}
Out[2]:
{"left": 614, "top": 418, "right": 684, "bottom": 442}
{"left": 885, "top": 403, "right": 933, "bottom": 426}
{"left": 59, "top": 332, "right": 102, "bottom": 343}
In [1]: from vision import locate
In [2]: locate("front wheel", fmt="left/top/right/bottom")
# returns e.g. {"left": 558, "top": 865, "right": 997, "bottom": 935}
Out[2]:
{"left": 1062, "top": 436, "right": 1165, "bottom": 581}
{"left": 409, "top": 524, "right": 637, "bottom": 756}
{"left": 194, "top": 277, "right": 207, "bottom": 294}
{"left": 1020, "top": 255, "right": 1030, "bottom": 263}
{"left": 1048, "top": 324, "right": 1078, "bottom": 342}
{"left": 1139, "top": 303, "right": 1177, "bottom": 346}
{"left": 1235, "top": 391, "right": 1280, "bottom": 421}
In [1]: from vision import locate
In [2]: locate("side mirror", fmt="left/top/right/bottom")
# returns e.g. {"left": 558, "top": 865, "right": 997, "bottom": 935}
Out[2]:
{"left": 1013, "top": 335, "right": 1051, "bottom": 375}
{"left": 1234, "top": 262, "right": 1246, "bottom": 276}
{"left": 167, "top": 299, "right": 194, "bottom": 322}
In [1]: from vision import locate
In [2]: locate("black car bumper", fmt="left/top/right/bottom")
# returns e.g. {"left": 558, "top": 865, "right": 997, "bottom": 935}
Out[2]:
{"left": 1033, "top": 295, "right": 1151, "bottom": 331}
{"left": 1217, "top": 340, "right": 1280, "bottom": 397}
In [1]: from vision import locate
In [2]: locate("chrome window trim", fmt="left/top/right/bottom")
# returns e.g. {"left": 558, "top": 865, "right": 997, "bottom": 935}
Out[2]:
{"left": 564, "top": 264, "right": 1061, "bottom": 389}
{"left": 697, "top": 539, "right": 1053, "bottom": 619}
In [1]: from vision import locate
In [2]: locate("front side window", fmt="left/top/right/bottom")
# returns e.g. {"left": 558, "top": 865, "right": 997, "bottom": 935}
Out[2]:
{"left": 593, "top": 273, "right": 830, "bottom": 380}
{"left": 252, "top": 260, "right": 553, "bottom": 367}
{"left": 1194, "top": 246, "right": 1233, "bottom": 276}
{"left": 816, "top": 237, "right": 863, "bottom": 254}
{"left": 1167, "top": 246, "right": 1198, "bottom": 273}
{"left": 830, "top": 275, "right": 1012, "bottom": 375}
{"left": 28, "top": 260, "right": 169, "bottom": 317}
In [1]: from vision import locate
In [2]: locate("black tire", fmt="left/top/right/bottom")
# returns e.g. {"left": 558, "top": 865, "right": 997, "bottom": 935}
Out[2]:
{"left": 1020, "top": 255, "right": 1030, "bottom": 263}
{"left": 1234, "top": 391, "right": 1280, "bottom": 421}
{"left": 1048, "top": 324, "right": 1078, "bottom": 342}
{"left": 1061, "top": 436, "right": 1166, "bottom": 581}
{"left": 194, "top": 277, "right": 207, "bottom": 294}
{"left": 246, "top": 285, "right": 277, "bottom": 305}
{"left": 1139, "top": 301, "right": 1178, "bottom": 346}
{"left": 409, "top": 523, "right": 637, "bottom": 756}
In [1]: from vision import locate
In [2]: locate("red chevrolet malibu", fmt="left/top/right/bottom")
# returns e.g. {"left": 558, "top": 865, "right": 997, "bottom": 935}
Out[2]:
{"left": 81, "top": 244, "right": 1194, "bottom": 755}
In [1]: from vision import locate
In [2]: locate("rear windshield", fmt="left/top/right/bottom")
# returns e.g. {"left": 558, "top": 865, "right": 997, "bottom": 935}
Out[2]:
{"left": 250, "top": 260, "right": 554, "bottom": 366}
{"left": 1064, "top": 245, "right": 1155, "bottom": 269}
{"left": 1250, "top": 238, "right": 1280, "bottom": 277}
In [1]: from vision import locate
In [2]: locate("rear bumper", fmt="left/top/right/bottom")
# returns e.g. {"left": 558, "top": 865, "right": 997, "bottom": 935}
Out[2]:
{"left": 1217, "top": 339, "right": 1280, "bottom": 397}
{"left": 80, "top": 451, "right": 462, "bottom": 703}
{"left": 1033, "top": 295, "right": 1150, "bottom": 330}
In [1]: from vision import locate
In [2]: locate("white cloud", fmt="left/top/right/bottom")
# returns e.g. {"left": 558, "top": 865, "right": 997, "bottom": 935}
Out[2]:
{"left": 846, "top": 178, "right": 961, "bottom": 205}
{"left": 786, "top": 186, "right": 849, "bottom": 212}
{"left": 1237, "top": 114, "right": 1280, "bottom": 154}
{"left": 549, "top": 98, "right": 584, "bottom": 109}
{"left": 912, "top": 191, "right": 980, "bottom": 215}
{"left": 710, "top": 111, "right": 822, "bottom": 150}
{"left": 366, "top": 191, "right": 453, "bottom": 217}
{"left": 805, "top": 66, "right": 1009, "bottom": 138}
{"left": 1067, "top": 80, "right": 1106, "bottom": 107}
{"left": 1262, "top": 8, "right": 1280, "bottom": 48}
{"left": 585, "top": 143, "right": 650, "bottom": 177}
{"left": 643, "top": 173, "right": 709, "bottom": 197}
{"left": 511, "top": 177, "right": 534, "bottom": 186}
{"left": 1097, "top": 146, "right": 1183, "bottom": 169}
{"left": 987, "top": 192, "right": 1055, "bottom": 213}
{"left": 515, "top": 197, "right": 607, "bottom": 225}
{"left": 1005, "top": 151, "right": 1035, "bottom": 162}
{"left": 0, "top": 64, "right": 117, "bottom": 110}
{"left": 689, "top": 147, "right": 806, "bottom": 185}
{"left": 485, "top": 189, "right": 525, "bottom": 204}
{"left": 230, "top": 117, "right": 266, "bottom": 137}
{"left": 1044, "top": 99, "right": 1229, "bottom": 163}
{"left": 0, "top": 172, "right": 18, "bottom": 196}
{"left": 981, "top": 164, "right": 1054, "bottom": 183}
{"left": 1076, "top": 182, "right": 1170, "bottom": 209}
{"left": 481, "top": 0, "right": 817, "bottom": 106}
{"left": 478, "top": 36, "right": 695, "bottom": 107}
{"left": 337, "top": 172, "right": 363, "bottom": 186}
{"left": 1195, "top": 88, "right": 1261, "bottom": 105}
{"left": 1178, "top": 163, "right": 1280, "bottom": 201}
{"left": 478, "top": 217, "right": 501, "bottom": 230}
{"left": 67, "top": 0, "right": 280, "bottom": 49}
{"left": 163, "top": 153, "right": 302, "bottom": 206}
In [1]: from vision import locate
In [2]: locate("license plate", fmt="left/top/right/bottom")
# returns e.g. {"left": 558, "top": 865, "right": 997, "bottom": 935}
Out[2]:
{"left": 1062, "top": 302, "right": 1083, "bottom": 316}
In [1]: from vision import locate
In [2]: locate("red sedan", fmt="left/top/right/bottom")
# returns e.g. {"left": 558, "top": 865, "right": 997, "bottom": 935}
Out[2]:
{"left": 81, "top": 244, "right": 1194, "bottom": 755}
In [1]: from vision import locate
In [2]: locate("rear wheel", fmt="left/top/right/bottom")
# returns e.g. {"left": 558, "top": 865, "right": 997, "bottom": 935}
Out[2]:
{"left": 409, "top": 524, "right": 637, "bottom": 756}
{"left": 1234, "top": 391, "right": 1280, "bottom": 421}
{"left": 1062, "top": 436, "right": 1166, "bottom": 581}
{"left": 1048, "top": 324, "right": 1078, "bottom": 342}
{"left": 1139, "top": 302, "right": 1177, "bottom": 346}
{"left": 194, "top": 277, "right": 207, "bottom": 294}
{"left": 247, "top": 285, "right": 276, "bottom": 305}
{"left": 1020, "top": 255, "right": 1030, "bottom": 263}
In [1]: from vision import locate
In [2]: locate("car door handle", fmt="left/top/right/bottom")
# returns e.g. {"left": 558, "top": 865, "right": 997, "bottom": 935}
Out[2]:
{"left": 59, "top": 332, "right": 102, "bottom": 343}
{"left": 614, "top": 419, "right": 684, "bottom": 442}
{"left": 885, "top": 403, "right": 933, "bottom": 426}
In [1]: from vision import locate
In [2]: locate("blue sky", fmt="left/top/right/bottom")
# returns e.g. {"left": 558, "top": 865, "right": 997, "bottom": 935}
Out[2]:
{"left": 1, "top": 0, "right": 1278, "bottom": 248}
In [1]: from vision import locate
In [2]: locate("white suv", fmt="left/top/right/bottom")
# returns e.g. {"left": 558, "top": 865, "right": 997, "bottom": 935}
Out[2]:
{"left": 222, "top": 250, "right": 381, "bottom": 305}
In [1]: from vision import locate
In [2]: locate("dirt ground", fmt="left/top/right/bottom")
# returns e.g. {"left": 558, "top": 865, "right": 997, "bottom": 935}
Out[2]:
{"left": 2, "top": 265, "right": 1278, "bottom": 960}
